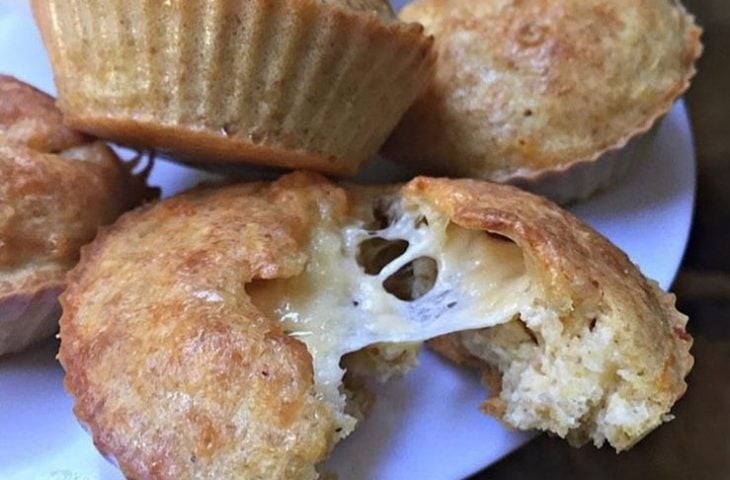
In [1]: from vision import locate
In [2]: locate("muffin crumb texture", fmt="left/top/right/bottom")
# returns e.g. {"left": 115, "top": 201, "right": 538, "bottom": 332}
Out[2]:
{"left": 58, "top": 173, "right": 691, "bottom": 478}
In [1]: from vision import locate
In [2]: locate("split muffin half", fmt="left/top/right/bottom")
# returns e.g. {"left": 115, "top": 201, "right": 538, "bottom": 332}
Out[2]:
{"left": 59, "top": 172, "right": 691, "bottom": 479}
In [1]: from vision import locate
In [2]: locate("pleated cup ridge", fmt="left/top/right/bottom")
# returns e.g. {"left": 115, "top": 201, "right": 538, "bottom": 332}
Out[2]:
{"left": 32, "top": 0, "right": 435, "bottom": 174}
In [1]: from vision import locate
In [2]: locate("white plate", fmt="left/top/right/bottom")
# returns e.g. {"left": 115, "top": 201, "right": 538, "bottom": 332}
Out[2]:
{"left": 0, "top": 1, "right": 695, "bottom": 479}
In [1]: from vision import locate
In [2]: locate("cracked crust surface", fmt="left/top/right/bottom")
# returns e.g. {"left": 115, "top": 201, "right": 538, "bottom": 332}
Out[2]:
{"left": 0, "top": 75, "right": 154, "bottom": 355}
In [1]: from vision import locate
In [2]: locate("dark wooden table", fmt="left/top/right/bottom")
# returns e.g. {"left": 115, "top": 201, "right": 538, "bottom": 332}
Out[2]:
{"left": 474, "top": 2, "right": 730, "bottom": 478}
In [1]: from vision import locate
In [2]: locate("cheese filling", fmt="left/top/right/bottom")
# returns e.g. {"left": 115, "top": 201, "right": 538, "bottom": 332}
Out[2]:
{"left": 247, "top": 196, "right": 535, "bottom": 435}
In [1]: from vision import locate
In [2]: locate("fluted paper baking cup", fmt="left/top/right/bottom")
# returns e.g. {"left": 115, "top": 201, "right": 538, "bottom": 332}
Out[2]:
{"left": 505, "top": 123, "right": 660, "bottom": 205}
{"left": 32, "top": 0, "right": 435, "bottom": 174}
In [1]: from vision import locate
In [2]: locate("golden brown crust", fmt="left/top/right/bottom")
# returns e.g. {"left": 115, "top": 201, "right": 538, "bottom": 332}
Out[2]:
{"left": 60, "top": 173, "right": 344, "bottom": 479}
{"left": 32, "top": 0, "right": 435, "bottom": 175}
{"left": 408, "top": 174, "right": 691, "bottom": 348}
{"left": 0, "top": 75, "right": 154, "bottom": 355}
{"left": 60, "top": 172, "right": 691, "bottom": 474}
{"left": 385, "top": 0, "right": 702, "bottom": 197}
{"left": 0, "top": 74, "right": 86, "bottom": 151}
{"left": 408, "top": 177, "right": 692, "bottom": 450}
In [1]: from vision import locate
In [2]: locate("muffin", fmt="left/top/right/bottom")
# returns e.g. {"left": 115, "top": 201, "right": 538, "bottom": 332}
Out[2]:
{"left": 384, "top": 0, "right": 702, "bottom": 203}
{"left": 0, "top": 75, "right": 154, "bottom": 356}
{"left": 59, "top": 172, "right": 689, "bottom": 478}
{"left": 31, "top": 0, "right": 435, "bottom": 175}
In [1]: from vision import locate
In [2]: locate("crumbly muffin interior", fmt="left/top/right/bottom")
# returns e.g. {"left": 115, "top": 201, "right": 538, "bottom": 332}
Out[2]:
{"left": 56, "top": 172, "right": 689, "bottom": 477}
{"left": 247, "top": 189, "right": 535, "bottom": 438}
{"left": 445, "top": 309, "right": 675, "bottom": 450}
{"left": 248, "top": 184, "right": 686, "bottom": 451}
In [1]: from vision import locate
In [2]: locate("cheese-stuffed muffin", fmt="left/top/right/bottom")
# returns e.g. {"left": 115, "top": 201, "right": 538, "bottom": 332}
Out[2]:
{"left": 32, "top": 0, "right": 435, "bottom": 175}
{"left": 384, "top": 0, "right": 702, "bottom": 203}
{"left": 0, "top": 75, "right": 155, "bottom": 356}
{"left": 59, "top": 171, "right": 690, "bottom": 478}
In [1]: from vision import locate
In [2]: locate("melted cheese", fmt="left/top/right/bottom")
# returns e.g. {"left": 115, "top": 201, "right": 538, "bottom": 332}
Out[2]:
{"left": 246, "top": 198, "right": 535, "bottom": 436}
